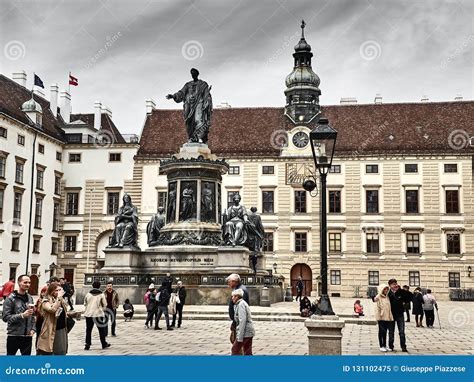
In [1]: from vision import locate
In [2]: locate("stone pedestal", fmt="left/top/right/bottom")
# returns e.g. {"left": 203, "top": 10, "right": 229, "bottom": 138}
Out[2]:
{"left": 304, "top": 315, "right": 345, "bottom": 355}
{"left": 101, "top": 248, "right": 142, "bottom": 273}
{"left": 260, "top": 286, "right": 271, "bottom": 307}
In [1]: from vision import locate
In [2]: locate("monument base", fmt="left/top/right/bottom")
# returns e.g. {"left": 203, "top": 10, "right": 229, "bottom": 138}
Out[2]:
{"left": 304, "top": 315, "right": 345, "bottom": 355}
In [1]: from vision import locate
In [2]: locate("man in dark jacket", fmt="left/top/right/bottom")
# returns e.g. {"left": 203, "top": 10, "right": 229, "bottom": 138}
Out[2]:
{"left": 2, "top": 275, "right": 36, "bottom": 355}
{"left": 387, "top": 278, "right": 413, "bottom": 352}
{"left": 104, "top": 282, "right": 119, "bottom": 337}
{"left": 155, "top": 281, "right": 173, "bottom": 330}
{"left": 163, "top": 273, "right": 173, "bottom": 294}
{"left": 296, "top": 277, "right": 304, "bottom": 302}
{"left": 171, "top": 281, "right": 187, "bottom": 328}
{"left": 60, "top": 278, "right": 75, "bottom": 311}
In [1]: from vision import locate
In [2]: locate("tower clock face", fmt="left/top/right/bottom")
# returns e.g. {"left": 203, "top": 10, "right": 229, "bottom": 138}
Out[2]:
{"left": 292, "top": 131, "right": 309, "bottom": 148}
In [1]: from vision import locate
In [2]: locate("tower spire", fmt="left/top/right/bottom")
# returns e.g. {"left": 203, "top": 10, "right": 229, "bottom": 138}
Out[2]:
{"left": 301, "top": 20, "right": 306, "bottom": 39}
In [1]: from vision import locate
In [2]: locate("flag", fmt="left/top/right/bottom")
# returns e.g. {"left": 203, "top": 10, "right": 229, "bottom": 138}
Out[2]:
{"left": 34, "top": 74, "right": 44, "bottom": 88}
{"left": 69, "top": 74, "right": 78, "bottom": 86}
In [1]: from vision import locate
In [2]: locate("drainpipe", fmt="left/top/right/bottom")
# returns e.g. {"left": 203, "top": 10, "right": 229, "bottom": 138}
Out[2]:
{"left": 25, "top": 131, "right": 38, "bottom": 274}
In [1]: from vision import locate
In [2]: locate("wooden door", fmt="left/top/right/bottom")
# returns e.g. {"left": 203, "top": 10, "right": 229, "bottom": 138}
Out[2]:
{"left": 291, "top": 263, "right": 312, "bottom": 296}
{"left": 29, "top": 275, "right": 39, "bottom": 296}
{"left": 64, "top": 269, "right": 75, "bottom": 284}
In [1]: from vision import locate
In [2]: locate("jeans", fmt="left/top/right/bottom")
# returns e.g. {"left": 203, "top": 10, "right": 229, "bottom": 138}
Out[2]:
{"left": 146, "top": 309, "right": 157, "bottom": 327}
{"left": 85, "top": 317, "right": 107, "bottom": 347}
{"left": 377, "top": 321, "right": 391, "bottom": 348}
{"left": 231, "top": 337, "right": 253, "bottom": 355}
{"left": 388, "top": 314, "right": 406, "bottom": 349}
{"left": 424, "top": 310, "right": 435, "bottom": 327}
{"left": 155, "top": 306, "right": 170, "bottom": 329}
{"left": 6, "top": 336, "right": 32, "bottom": 355}
{"left": 104, "top": 308, "right": 117, "bottom": 336}
{"left": 172, "top": 303, "right": 184, "bottom": 327}
{"left": 405, "top": 308, "right": 410, "bottom": 322}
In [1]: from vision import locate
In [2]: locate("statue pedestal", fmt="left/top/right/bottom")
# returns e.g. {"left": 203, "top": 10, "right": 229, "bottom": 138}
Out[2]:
{"left": 101, "top": 248, "right": 142, "bottom": 273}
{"left": 304, "top": 315, "right": 345, "bottom": 355}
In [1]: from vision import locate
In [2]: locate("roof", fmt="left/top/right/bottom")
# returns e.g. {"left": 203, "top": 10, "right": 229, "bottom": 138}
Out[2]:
{"left": 137, "top": 101, "right": 474, "bottom": 158}
{"left": 69, "top": 113, "right": 126, "bottom": 144}
{"left": 0, "top": 74, "right": 65, "bottom": 141}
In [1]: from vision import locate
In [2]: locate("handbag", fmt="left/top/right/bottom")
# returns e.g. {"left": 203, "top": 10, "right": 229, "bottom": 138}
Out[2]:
{"left": 66, "top": 316, "right": 76, "bottom": 333}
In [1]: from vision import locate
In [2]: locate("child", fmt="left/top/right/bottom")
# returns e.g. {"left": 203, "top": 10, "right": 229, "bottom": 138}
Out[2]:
{"left": 123, "top": 299, "right": 134, "bottom": 322}
{"left": 354, "top": 300, "right": 364, "bottom": 316}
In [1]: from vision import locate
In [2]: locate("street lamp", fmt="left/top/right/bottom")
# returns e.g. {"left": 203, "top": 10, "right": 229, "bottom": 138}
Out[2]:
{"left": 308, "top": 117, "right": 337, "bottom": 315}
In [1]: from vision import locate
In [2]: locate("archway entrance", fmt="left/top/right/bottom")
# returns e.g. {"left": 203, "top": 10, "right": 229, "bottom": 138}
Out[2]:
{"left": 29, "top": 275, "right": 39, "bottom": 296}
{"left": 290, "top": 263, "right": 312, "bottom": 296}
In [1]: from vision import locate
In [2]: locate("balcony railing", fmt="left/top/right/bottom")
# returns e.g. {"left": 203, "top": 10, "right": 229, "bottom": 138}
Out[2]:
{"left": 65, "top": 133, "right": 140, "bottom": 145}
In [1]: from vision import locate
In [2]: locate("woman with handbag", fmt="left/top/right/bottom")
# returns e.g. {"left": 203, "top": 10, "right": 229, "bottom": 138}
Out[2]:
{"left": 37, "top": 282, "right": 76, "bottom": 355}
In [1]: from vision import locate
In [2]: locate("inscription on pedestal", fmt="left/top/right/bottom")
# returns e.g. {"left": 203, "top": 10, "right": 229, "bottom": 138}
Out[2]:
{"left": 149, "top": 255, "right": 215, "bottom": 266}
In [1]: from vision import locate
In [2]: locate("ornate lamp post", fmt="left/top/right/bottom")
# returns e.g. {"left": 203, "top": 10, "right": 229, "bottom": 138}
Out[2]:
{"left": 305, "top": 117, "right": 337, "bottom": 315}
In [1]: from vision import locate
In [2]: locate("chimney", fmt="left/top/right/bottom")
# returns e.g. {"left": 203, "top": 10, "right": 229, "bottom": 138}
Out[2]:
{"left": 420, "top": 95, "right": 429, "bottom": 102}
{"left": 102, "top": 105, "right": 112, "bottom": 118}
{"left": 454, "top": 95, "right": 463, "bottom": 101}
{"left": 50, "top": 84, "right": 59, "bottom": 118}
{"left": 12, "top": 71, "right": 27, "bottom": 87}
{"left": 340, "top": 97, "right": 357, "bottom": 105}
{"left": 374, "top": 93, "right": 383, "bottom": 104}
{"left": 59, "top": 90, "right": 71, "bottom": 123}
{"left": 94, "top": 101, "right": 102, "bottom": 130}
{"left": 146, "top": 99, "right": 156, "bottom": 115}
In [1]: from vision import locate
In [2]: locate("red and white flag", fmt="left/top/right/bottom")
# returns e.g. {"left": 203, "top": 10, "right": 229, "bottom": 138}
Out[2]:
{"left": 69, "top": 74, "right": 78, "bottom": 86}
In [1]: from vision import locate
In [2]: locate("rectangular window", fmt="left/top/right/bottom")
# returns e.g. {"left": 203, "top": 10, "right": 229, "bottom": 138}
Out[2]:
{"left": 330, "top": 270, "right": 341, "bottom": 285}
{"left": 262, "top": 191, "right": 274, "bottom": 213}
{"left": 263, "top": 232, "right": 274, "bottom": 252}
{"left": 295, "top": 232, "right": 307, "bottom": 252}
{"left": 366, "top": 164, "right": 378, "bottom": 173}
{"left": 158, "top": 191, "right": 167, "bottom": 210}
{"left": 262, "top": 166, "right": 274, "bottom": 175}
{"left": 366, "top": 233, "right": 379, "bottom": 253}
{"left": 405, "top": 190, "right": 419, "bottom": 213}
{"left": 329, "top": 190, "right": 341, "bottom": 213}
{"left": 329, "top": 165, "right": 341, "bottom": 173}
{"left": 17, "top": 134, "right": 25, "bottom": 146}
{"left": 51, "top": 240, "right": 58, "bottom": 255}
{"left": 228, "top": 166, "right": 240, "bottom": 175}
{"left": 56, "top": 151, "right": 62, "bottom": 161}
{"left": 0, "top": 127, "right": 7, "bottom": 138}
{"left": 329, "top": 233, "right": 341, "bottom": 253}
{"left": 12, "top": 237, "right": 20, "bottom": 251}
{"left": 64, "top": 236, "right": 77, "bottom": 252}
{"left": 54, "top": 175, "right": 61, "bottom": 195}
{"left": 406, "top": 233, "right": 420, "bottom": 254}
{"left": 448, "top": 272, "right": 461, "bottom": 288}
{"left": 36, "top": 168, "right": 44, "bottom": 190}
{"left": 34, "top": 197, "right": 43, "bottom": 228}
{"left": 446, "top": 190, "right": 459, "bottom": 213}
{"left": 33, "top": 238, "right": 40, "bottom": 253}
{"left": 53, "top": 202, "right": 60, "bottom": 231}
{"left": 66, "top": 192, "right": 79, "bottom": 215}
{"left": 15, "top": 161, "right": 24, "bottom": 183}
{"left": 69, "top": 153, "right": 81, "bottom": 163}
{"left": 447, "top": 233, "right": 461, "bottom": 255}
{"left": 444, "top": 164, "right": 458, "bottom": 173}
{"left": 0, "top": 156, "right": 6, "bottom": 178}
{"left": 0, "top": 189, "right": 3, "bottom": 222}
{"left": 38, "top": 144, "right": 44, "bottom": 154}
{"left": 227, "top": 191, "right": 240, "bottom": 208}
{"left": 294, "top": 190, "right": 306, "bottom": 213}
{"left": 107, "top": 192, "right": 120, "bottom": 215}
{"left": 13, "top": 192, "right": 22, "bottom": 224}
{"left": 366, "top": 190, "right": 379, "bottom": 213}
{"left": 405, "top": 164, "right": 418, "bottom": 173}
{"left": 409, "top": 271, "right": 420, "bottom": 287}
{"left": 368, "top": 271, "right": 379, "bottom": 286}
{"left": 109, "top": 153, "right": 121, "bottom": 162}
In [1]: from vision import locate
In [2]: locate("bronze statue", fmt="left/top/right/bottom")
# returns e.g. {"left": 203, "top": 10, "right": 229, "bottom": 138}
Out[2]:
{"left": 166, "top": 68, "right": 212, "bottom": 143}
{"left": 180, "top": 183, "right": 195, "bottom": 221}
{"left": 201, "top": 182, "right": 215, "bottom": 222}
{"left": 108, "top": 194, "right": 139, "bottom": 249}
{"left": 247, "top": 207, "right": 265, "bottom": 253}
{"left": 222, "top": 194, "right": 248, "bottom": 246}
{"left": 167, "top": 184, "right": 177, "bottom": 223}
{"left": 147, "top": 207, "right": 166, "bottom": 246}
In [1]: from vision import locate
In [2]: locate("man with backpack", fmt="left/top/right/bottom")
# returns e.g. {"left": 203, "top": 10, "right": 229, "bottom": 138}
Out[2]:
{"left": 154, "top": 281, "right": 173, "bottom": 331}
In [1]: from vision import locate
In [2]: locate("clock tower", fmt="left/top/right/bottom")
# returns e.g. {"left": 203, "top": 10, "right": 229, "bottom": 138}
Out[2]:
{"left": 284, "top": 20, "right": 321, "bottom": 124}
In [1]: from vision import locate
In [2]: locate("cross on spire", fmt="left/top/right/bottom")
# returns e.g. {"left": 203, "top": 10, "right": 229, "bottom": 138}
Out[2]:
{"left": 301, "top": 20, "right": 306, "bottom": 38}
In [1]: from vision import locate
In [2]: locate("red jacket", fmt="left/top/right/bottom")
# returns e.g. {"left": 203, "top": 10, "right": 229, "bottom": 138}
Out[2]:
{"left": 2, "top": 281, "right": 15, "bottom": 298}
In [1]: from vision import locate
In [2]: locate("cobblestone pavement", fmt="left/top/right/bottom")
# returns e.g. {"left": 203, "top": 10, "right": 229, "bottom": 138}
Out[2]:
{"left": 1, "top": 299, "right": 472, "bottom": 355}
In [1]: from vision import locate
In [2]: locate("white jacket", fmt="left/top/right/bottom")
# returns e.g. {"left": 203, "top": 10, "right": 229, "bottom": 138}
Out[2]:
{"left": 234, "top": 299, "right": 255, "bottom": 342}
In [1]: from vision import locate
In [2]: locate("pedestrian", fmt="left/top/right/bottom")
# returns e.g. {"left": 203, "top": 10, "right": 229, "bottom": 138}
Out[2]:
{"left": 230, "top": 289, "right": 255, "bottom": 355}
{"left": 295, "top": 276, "right": 304, "bottom": 302}
{"left": 145, "top": 287, "right": 157, "bottom": 328}
{"left": 1, "top": 277, "right": 15, "bottom": 301}
{"left": 103, "top": 282, "right": 119, "bottom": 337}
{"left": 123, "top": 299, "right": 134, "bottom": 322}
{"left": 171, "top": 281, "right": 186, "bottom": 328}
{"left": 422, "top": 289, "right": 438, "bottom": 328}
{"left": 226, "top": 273, "right": 249, "bottom": 343}
{"left": 412, "top": 287, "right": 424, "bottom": 327}
{"left": 385, "top": 278, "right": 413, "bottom": 352}
{"left": 154, "top": 281, "right": 173, "bottom": 330}
{"left": 36, "top": 282, "right": 70, "bottom": 355}
{"left": 163, "top": 273, "right": 173, "bottom": 294}
{"left": 83, "top": 281, "right": 110, "bottom": 350}
{"left": 60, "top": 278, "right": 75, "bottom": 311}
{"left": 353, "top": 299, "right": 365, "bottom": 316}
{"left": 374, "top": 285, "right": 394, "bottom": 352}
{"left": 402, "top": 285, "right": 411, "bottom": 322}
{"left": 299, "top": 296, "right": 311, "bottom": 317}
{"left": 36, "top": 276, "right": 61, "bottom": 344}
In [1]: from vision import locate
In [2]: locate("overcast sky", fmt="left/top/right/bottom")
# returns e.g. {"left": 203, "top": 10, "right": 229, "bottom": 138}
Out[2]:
{"left": 1, "top": 0, "right": 472, "bottom": 135}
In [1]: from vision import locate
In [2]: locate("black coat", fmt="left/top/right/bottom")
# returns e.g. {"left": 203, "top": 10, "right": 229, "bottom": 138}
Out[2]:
{"left": 388, "top": 288, "right": 413, "bottom": 317}
{"left": 175, "top": 286, "right": 187, "bottom": 305}
{"left": 412, "top": 292, "right": 424, "bottom": 315}
{"left": 157, "top": 287, "right": 170, "bottom": 307}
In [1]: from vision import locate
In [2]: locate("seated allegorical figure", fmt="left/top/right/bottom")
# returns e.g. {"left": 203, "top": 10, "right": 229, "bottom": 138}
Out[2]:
{"left": 108, "top": 194, "right": 139, "bottom": 249}
{"left": 222, "top": 194, "right": 249, "bottom": 246}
